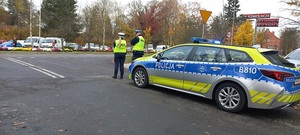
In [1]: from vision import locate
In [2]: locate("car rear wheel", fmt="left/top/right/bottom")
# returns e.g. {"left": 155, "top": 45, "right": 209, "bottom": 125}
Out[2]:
{"left": 133, "top": 67, "right": 149, "bottom": 88}
{"left": 214, "top": 83, "right": 246, "bottom": 113}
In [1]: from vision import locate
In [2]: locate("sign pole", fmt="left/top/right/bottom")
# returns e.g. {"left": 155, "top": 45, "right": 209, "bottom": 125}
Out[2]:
{"left": 202, "top": 23, "right": 205, "bottom": 38}
{"left": 253, "top": 18, "right": 258, "bottom": 45}
{"left": 200, "top": 10, "right": 212, "bottom": 39}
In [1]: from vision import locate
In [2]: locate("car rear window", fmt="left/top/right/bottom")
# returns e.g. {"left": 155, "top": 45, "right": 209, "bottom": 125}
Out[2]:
{"left": 261, "top": 51, "right": 295, "bottom": 68}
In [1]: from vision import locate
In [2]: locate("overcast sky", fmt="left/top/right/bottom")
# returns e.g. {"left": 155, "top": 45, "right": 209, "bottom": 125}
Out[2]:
{"left": 33, "top": 0, "right": 294, "bottom": 37}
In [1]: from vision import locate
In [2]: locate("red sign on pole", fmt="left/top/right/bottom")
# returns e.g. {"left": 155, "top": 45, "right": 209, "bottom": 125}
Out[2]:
{"left": 243, "top": 13, "right": 271, "bottom": 19}
{"left": 257, "top": 18, "right": 279, "bottom": 27}
{"left": 257, "top": 18, "right": 279, "bottom": 23}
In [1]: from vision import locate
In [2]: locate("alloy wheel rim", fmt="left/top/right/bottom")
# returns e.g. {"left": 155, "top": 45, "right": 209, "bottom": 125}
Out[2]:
{"left": 134, "top": 70, "right": 145, "bottom": 86}
{"left": 218, "top": 87, "right": 240, "bottom": 109}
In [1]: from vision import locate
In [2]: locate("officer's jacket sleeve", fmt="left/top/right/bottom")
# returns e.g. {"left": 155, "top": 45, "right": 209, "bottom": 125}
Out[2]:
{"left": 130, "top": 37, "right": 139, "bottom": 46}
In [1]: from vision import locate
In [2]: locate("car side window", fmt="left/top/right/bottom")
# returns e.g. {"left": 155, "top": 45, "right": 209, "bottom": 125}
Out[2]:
{"left": 160, "top": 46, "right": 193, "bottom": 61}
{"left": 227, "top": 49, "right": 253, "bottom": 62}
{"left": 193, "top": 46, "right": 226, "bottom": 63}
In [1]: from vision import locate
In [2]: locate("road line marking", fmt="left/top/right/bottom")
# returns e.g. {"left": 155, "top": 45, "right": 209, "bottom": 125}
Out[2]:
{"left": 5, "top": 57, "right": 65, "bottom": 78}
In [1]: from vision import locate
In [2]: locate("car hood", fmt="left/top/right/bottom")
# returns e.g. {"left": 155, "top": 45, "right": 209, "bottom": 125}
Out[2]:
{"left": 134, "top": 55, "right": 155, "bottom": 61}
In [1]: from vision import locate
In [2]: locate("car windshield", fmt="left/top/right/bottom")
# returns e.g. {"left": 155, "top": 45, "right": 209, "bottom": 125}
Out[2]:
{"left": 66, "top": 43, "right": 76, "bottom": 46}
{"left": 85, "top": 43, "right": 94, "bottom": 47}
{"left": 286, "top": 49, "right": 300, "bottom": 60}
{"left": 43, "top": 39, "right": 54, "bottom": 43}
{"left": 261, "top": 51, "right": 295, "bottom": 68}
{"left": 25, "top": 38, "right": 38, "bottom": 43}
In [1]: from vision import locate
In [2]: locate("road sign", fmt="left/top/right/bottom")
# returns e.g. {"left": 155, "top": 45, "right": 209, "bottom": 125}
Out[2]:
{"left": 257, "top": 18, "right": 279, "bottom": 27}
{"left": 243, "top": 13, "right": 271, "bottom": 19}
{"left": 257, "top": 23, "right": 278, "bottom": 27}
{"left": 257, "top": 18, "right": 279, "bottom": 23}
{"left": 200, "top": 10, "right": 212, "bottom": 24}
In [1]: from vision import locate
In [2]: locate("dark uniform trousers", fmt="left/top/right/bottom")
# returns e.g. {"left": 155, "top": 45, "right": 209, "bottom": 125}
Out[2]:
{"left": 114, "top": 53, "right": 126, "bottom": 78}
{"left": 132, "top": 50, "right": 144, "bottom": 61}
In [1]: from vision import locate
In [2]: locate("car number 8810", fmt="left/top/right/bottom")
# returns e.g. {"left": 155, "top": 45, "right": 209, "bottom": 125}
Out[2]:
{"left": 238, "top": 66, "right": 257, "bottom": 74}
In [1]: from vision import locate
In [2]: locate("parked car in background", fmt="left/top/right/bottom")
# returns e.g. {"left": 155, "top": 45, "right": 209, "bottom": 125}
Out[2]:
{"left": 23, "top": 36, "right": 45, "bottom": 48}
{"left": 0, "top": 40, "right": 22, "bottom": 47}
{"left": 100, "top": 45, "right": 110, "bottom": 51}
{"left": 41, "top": 37, "right": 66, "bottom": 49}
{"left": 0, "top": 40, "right": 23, "bottom": 51}
{"left": 82, "top": 43, "right": 95, "bottom": 51}
{"left": 0, "top": 40, "right": 6, "bottom": 44}
{"left": 82, "top": 43, "right": 100, "bottom": 51}
{"left": 285, "top": 48, "right": 300, "bottom": 68}
{"left": 65, "top": 43, "right": 80, "bottom": 51}
{"left": 127, "top": 46, "right": 132, "bottom": 52}
{"left": 91, "top": 44, "right": 100, "bottom": 51}
{"left": 17, "top": 40, "right": 25, "bottom": 47}
{"left": 146, "top": 44, "right": 155, "bottom": 52}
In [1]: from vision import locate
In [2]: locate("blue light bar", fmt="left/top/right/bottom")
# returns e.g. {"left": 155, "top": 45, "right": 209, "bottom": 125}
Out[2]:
{"left": 191, "top": 37, "right": 208, "bottom": 43}
{"left": 191, "top": 37, "right": 221, "bottom": 44}
{"left": 208, "top": 40, "right": 221, "bottom": 44}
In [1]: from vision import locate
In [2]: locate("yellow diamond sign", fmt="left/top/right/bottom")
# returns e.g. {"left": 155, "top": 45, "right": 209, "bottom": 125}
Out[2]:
{"left": 200, "top": 10, "right": 212, "bottom": 24}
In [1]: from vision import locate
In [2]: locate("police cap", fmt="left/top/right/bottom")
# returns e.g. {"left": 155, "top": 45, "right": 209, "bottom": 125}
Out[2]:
{"left": 118, "top": 32, "right": 125, "bottom": 36}
{"left": 135, "top": 30, "right": 142, "bottom": 33}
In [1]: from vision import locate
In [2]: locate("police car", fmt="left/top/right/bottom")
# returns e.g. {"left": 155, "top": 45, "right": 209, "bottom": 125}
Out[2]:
{"left": 128, "top": 37, "right": 300, "bottom": 113}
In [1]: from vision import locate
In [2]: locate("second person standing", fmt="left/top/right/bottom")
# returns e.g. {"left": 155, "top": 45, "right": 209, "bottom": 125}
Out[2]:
{"left": 130, "top": 29, "right": 145, "bottom": 61}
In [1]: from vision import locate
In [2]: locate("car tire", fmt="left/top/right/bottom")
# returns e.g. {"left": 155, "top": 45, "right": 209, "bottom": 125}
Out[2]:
{"left": 214, "top": 83, "right": 246, "bottom": 113}
{"left": 133, "top": 67, "right": 149, "bottom": 88}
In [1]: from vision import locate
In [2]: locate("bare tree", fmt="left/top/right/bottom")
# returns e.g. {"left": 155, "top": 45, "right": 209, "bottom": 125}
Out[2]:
{"left": 280, "top": 27, "right": 299, "bottom": 55}
{"left": 279, "top": 0, "right": 300, "bottom": 26}
{"left": 209, "top": 13, "right": 231, "bottom": 43}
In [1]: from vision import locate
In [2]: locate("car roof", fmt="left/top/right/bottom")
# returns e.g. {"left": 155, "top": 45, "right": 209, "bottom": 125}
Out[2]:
{"left": 178, "top": 42, "right": 278, "bottom": 53}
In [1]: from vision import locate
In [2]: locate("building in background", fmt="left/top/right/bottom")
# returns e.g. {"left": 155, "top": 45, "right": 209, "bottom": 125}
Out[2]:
{"left": 262, "top": 29, "right": 281, "bottom": 50}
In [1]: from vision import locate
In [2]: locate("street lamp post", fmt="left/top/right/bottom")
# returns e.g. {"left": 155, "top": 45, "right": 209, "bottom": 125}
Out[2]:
{"left": 13, "top": 6, "right": 20, "bottom": 38}
{"left": 230, "top": 0, "right": 237, "bottom": 45}
{"left": 30, "top": 0, "right": 33, "bottom": 47}
{"left": 39, "top": 0, "right": 42, "bottom": 46}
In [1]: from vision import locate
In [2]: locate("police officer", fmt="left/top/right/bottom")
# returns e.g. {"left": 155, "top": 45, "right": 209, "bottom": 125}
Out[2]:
{"left": 131, "top": 29, "right": 145, "bottom": 61}
{"left": 112, "top": 32, "right": 127, "bottom": 79}
{"left": 13, "top": 37, "right": 17, "bottom": 47}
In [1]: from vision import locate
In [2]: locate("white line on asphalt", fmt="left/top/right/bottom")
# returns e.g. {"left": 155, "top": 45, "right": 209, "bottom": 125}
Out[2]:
{"left": 5, "top": 57, "right": 65, "bottom": 78}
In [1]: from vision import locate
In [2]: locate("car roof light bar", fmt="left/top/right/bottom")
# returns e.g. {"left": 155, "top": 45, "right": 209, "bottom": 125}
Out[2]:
{"left": 191, "top": 37, "right": 221, "bottom": 44}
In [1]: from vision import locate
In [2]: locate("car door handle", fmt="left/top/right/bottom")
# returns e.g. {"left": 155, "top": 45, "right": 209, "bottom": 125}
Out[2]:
{"left": 176, "top": 64, "right": 185, "bottom": 68}
{"left": 210, "top": 66, "right": 222, "bottom": 71}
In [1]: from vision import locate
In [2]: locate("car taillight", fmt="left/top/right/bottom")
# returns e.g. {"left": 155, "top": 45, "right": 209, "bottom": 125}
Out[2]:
{"left": 260, "top": 69, "right": 294, "bottom": 81}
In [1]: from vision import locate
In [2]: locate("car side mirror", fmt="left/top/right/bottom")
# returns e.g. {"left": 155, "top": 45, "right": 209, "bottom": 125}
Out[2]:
{"left": 156, "top": 54, "right": 161, "bottom": 62}
{"left": 285, "top": 56, "right": 290, "bottom": 59}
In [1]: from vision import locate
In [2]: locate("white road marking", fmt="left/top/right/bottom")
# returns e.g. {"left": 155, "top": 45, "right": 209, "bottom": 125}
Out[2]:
{"left": 5, "top": 57, "right": 65, "bottom": 78}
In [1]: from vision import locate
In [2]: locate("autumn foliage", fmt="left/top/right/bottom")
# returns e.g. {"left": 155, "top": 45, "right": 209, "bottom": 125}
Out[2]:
{"left": 234, "top": 20, "right": 254, "bottom": 46}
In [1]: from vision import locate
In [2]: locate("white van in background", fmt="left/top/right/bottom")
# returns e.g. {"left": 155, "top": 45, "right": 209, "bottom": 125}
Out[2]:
{"left": 156, "top": 45, "right": 169, "bottom": 52}
{"left": 41, "top": 37, "right": 66, "bottom": 48}
{"left": 23, "top": 36, "right": 45, "bottom": 48}
{"left": 146, "top": 44, "right": 155, "bottom": 52}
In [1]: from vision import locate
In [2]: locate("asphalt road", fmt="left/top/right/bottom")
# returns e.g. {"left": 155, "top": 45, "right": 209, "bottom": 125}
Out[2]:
{"left": 0, "top": 52, "right": 299, "bottom": 135}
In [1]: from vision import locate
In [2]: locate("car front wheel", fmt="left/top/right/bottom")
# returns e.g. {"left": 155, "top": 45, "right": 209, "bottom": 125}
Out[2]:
{"left": 133, "top": 67, "right": 149, "bottom": 88}
{"left": 214, "top": 83, "right": 246, "bottom": 113}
